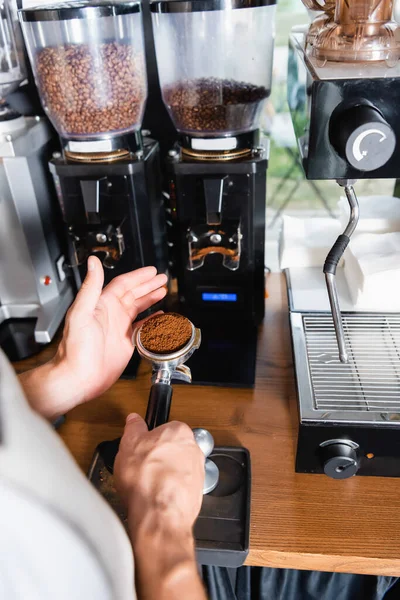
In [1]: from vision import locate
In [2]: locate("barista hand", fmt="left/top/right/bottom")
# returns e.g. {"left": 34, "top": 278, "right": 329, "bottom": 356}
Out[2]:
{"left": 114, "top": 414, "right": 207, "bottom": 600}
{"left": 19, "top": 256, "right": 167, "bottom": 419}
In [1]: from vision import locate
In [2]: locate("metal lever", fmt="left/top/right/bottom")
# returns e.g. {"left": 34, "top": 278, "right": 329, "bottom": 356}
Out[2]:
{"left": 80, "top": 178, "right": 106, "bottom": 225}
{"left": 324, "top": 180, "right": 359, "bottom": 363}
{"left": 203, "top": 177, "right": 225, "bottom": 225}
{"left": 171, "top": 364, "right": 192, "bottom": 384}
{"left": 193, "top": 428, "right": 219, "bottom": 494}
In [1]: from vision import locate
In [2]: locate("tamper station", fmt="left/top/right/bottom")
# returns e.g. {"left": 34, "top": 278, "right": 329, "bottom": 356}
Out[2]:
{"left": 88, "top": 313, "right": 251, "bottom": 566}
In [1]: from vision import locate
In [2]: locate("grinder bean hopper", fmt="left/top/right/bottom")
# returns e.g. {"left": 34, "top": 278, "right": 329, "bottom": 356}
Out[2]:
{"left": 150, "top": 0, "right": 277, "bottom": 388}
{"left": 88, "top": 314, "right": 251, "bottom": 567}
{"left": 20, "top": 1, "right": 169, "bottom": 377}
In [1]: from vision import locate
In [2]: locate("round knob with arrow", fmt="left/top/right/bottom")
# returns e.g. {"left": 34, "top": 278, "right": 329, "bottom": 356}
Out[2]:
{"left": 320, "top": 440, "right": 359, "bottom": 480}
{"left": 329, "top": 104, "right": 396, "bottom": 172}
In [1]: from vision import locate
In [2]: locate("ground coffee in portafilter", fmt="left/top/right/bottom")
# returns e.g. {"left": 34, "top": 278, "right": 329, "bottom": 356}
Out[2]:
{"left": 140, "top": 313, "right": 192, "bottom": 355}
{"left": 163, "top": 77, "right": 269, "bottom": 134}
{"left": 35, "top": 42, "right": 146, "bottom": 137}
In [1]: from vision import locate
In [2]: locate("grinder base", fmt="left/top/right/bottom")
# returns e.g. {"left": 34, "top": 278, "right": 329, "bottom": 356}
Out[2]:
{"left": 0, "top": 318, "right": 42, "bottom": 362}
{"left": 88, "top": 442, "right": 251, "bottom": 568}
{"left": 185, "top": 323, "right": 258, "bottom": 388}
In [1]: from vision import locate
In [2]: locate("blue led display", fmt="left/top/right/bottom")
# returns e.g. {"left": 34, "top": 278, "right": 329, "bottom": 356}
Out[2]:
{"left": 202, "top": 293, "right": 237, "bottom": 302}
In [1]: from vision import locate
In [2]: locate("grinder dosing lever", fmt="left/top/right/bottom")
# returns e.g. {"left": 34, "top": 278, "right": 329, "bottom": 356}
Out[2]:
{"left": 133, "top": 313, "right": 219, "bottom": 493}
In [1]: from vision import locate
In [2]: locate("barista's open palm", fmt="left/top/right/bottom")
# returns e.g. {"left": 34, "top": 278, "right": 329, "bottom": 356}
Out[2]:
{"left": 54, "top": 255, "right": 167, "bottom": 404}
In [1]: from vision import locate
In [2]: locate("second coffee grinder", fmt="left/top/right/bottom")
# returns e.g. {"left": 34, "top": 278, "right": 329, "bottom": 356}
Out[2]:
{"left": 20, "top": 1, "right": 169, "bottom": 376}
{"left": 151, "top": 0, "right": 276, "bottom": 386}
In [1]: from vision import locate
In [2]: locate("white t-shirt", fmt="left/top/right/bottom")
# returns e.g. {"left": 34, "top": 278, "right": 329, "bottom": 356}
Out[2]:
{"left": 0, "top": 350, "right": 136, "bottom": 600}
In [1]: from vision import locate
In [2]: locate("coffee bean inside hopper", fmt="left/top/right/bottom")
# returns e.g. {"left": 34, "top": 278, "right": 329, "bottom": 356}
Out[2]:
{"left": 163, "top": 77, "right": 269, "bottom": 134}
{"left": 35, "top": 42, "right": 146, "bottom": 137}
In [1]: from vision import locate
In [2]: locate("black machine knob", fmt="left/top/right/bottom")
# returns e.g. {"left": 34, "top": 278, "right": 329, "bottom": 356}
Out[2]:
{"left": 321, "top": 442, "right": 359, "bottom": 480}
{"left": 330, "top": 104, "right": 396, "bottom": 171}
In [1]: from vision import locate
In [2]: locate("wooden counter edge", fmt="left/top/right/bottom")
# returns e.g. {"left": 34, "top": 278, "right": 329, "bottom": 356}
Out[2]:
{"left": 245, "top": 549, "right": 400, "bottom": 576}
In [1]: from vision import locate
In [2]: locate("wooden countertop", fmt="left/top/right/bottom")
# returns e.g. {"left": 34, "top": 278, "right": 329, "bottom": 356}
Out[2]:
{"left": 15, "top": 273, "right": 400, "bottom": 576}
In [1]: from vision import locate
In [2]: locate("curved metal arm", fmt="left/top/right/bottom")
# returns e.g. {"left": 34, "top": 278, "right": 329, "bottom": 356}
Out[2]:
{"left": 342, "top": 185, "right": 360, "bottom": 238}
{"left": 323, "top": 183, "right": 359, "bottom": 363}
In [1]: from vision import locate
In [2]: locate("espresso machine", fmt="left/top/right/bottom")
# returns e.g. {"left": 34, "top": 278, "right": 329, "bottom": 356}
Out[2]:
{"left": 0, "top": 0, "right": 73, "bottom": 361}
{"left": 150, "top": 0, "right": 276, "bottom": 387}
{"left": 287, "top": 0, "right": 400, "bottom": 478}
{"left": 19, "top": 1, "right": 169, "bottom": 376}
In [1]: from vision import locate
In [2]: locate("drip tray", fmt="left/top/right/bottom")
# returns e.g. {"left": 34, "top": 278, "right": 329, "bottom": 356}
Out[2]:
{"left": 291, "top": 312, "right": 400, "bottom": 424}
{"left": 291, "top": 312, "right": 400, "bottom": 477}
{"left": 88, "top": 441, "right": 251, "bottom": 567}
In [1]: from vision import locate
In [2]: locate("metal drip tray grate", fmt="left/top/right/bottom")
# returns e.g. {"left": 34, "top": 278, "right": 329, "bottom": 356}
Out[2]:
{"left": 304, "top": 314, "right": 400, "bottom": 413}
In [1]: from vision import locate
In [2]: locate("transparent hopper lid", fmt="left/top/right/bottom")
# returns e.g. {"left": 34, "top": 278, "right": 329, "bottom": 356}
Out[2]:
{"left": 0, "top": 0, "right": 26, "bottom": 101}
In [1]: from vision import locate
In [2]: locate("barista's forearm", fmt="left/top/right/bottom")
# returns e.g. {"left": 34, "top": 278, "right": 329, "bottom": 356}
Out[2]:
{"left": 128, "top": 509, "right": 206, "bottom": 600}
{"left": 18, "top": 359, "right": 80, "bottom": 420}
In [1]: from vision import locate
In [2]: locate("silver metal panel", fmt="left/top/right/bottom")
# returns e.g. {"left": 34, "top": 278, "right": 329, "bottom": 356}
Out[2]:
{"left": 0, "top": 304, "right": 38, "bottom": 322}
{"left": 290, "top": 312, "right": 400, "bottom": 425}
{"left": 35, "top": 284, "right": 74, "bottom": 343}
{"left": 3, "top": 131, "right": 62, "bottom": 307}
{"left": 0, "top": 117, "right": 50, "bottom": 157}
{"left": 0, "top": 162, "right": 38, "bottom": 305}
{"left": 0, "top": 118, "right": 73, "bottom": 342}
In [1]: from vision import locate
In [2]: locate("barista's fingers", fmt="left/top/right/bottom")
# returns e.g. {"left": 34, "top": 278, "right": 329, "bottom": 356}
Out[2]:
{"left": 118, "top": 274, "right": 167, "bottom": 316}
{"left": 120, "top": 413, "right": 149, "bottom": 450}
{"left": 131, "top": 273, "right": 168, "bottom": 300}
{"left": 121, "top": 286, "right": 167, "bottom": 320}
{"left": 72, "top": 255, "right": 104, "bottom": 316}
{"left": 103, "top": 266, "right": 158, "bottom": 299}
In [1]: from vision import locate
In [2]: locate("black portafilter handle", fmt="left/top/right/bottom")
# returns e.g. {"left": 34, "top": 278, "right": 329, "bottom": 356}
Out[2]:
{"left": 97, "top": 383, "right": 173, "bottom": 473}
{"left": 145, "top": 383, "right": 173, "bottom": 430}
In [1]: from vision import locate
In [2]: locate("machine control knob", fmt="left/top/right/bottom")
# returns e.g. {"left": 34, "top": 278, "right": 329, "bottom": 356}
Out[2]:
{"left": 193, "top": 428, "right": 219, "bottom": 494}
{"left": 321, "top": 442, "right": 359, "bottom": 480}
{"left": 330, "top": 104, "right": 396, "bottom": 171}
{"left": 96, "top": 233, "right": 107, "bottom": 243}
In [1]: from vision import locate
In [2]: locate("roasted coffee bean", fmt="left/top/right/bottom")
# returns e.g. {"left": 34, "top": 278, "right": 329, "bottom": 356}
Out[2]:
{"left": 163, "top": 77, "right": 269, "bottom": 134}
{"left": 35, "top": 42, "right": 146, "bottom": 137}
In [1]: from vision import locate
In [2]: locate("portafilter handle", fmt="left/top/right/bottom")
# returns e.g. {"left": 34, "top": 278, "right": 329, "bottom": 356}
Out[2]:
{"left": 146, "top": 365, "right": 192, "bottom": 429}
{"left": 145, "top": 383, "right": 173, "bottom": 430}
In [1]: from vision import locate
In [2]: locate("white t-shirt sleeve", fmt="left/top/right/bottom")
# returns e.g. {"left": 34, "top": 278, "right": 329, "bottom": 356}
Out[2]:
{"left": 0, "top": 350, "right": 136, "bottom": 600}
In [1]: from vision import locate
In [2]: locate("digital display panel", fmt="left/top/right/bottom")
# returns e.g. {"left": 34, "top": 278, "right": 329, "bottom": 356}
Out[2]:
{"left": 202, "top": 293, "right": 237, "bottom": 302}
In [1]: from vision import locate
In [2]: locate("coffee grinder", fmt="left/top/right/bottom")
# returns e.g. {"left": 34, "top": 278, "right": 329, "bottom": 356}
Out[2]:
{"left": 0, "top": 0, "right": 73, "bottom": 361}
{"left": 287, "top": 1, "right": 400, "bottom": 478}
{"left": 19, "top": 1, "right": 169, "bottom": 376}
{"left": 150, "top": 0, "right": 276, "bottom": 387}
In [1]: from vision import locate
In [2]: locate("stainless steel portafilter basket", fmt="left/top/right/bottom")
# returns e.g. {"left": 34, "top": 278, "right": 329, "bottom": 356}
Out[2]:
{"left": 132, "top": 315, "right": 201, "bottom": 428}
{"left": 132, "top": 314, "right": 219, "bottom": 494}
